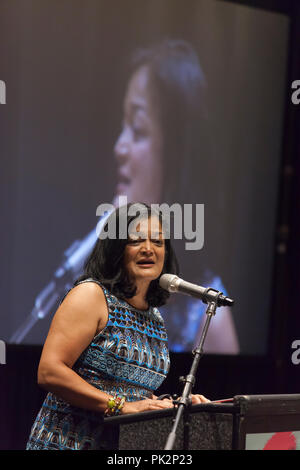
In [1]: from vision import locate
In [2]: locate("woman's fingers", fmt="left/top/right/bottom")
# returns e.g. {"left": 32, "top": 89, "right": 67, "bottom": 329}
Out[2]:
{"left": 122, "top": 394, "right": 210, "bottom": 415}
{"left": 122, "top": 398, "right": 173, "bottom": 414}
{"left": 191, "top": 394, "right": 210, "bottom": 404}
{"left": 149, "top": 398, "right": 173, "bottom": 409}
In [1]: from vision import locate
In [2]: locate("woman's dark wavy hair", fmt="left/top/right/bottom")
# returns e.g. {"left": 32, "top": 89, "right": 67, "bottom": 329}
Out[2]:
{"left": 129, "top": 39, "right": 221, "bottom": 275}
{"left": 130, "top": 38, "right": 211, "bottom": 206}
{"left": 76, "top": 203, "right": 179, "bottom": 307}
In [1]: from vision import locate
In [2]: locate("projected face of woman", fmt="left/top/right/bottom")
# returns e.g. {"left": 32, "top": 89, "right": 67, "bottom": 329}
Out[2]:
{"left": 113, "top": 65, "right": 164, "bottom": 206}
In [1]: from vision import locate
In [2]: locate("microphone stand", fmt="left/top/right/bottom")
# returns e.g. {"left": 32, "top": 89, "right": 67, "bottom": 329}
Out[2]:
{"left": 164, "top": 298, "right": 219, "bottom": 450}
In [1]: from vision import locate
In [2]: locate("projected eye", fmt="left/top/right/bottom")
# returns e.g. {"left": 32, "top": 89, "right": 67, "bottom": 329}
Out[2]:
{"left": 132, "top": 125, "right": 146, "bottom": 141}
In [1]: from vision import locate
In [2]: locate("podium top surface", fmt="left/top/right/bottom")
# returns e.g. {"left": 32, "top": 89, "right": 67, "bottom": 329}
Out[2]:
{"left": 104, "top": 394, "right": 300, "bottom": 425}
{"left": 104, "top": 402, "right": 235, "bottom": 425}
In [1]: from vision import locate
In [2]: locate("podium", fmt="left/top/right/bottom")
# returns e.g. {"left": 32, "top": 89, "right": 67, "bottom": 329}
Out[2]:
{"left": 103, "top": 394, "right": 300, "bottom": 450}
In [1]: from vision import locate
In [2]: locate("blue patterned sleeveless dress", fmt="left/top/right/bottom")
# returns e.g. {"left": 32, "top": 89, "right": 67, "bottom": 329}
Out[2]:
{"left": 26, "top": 279, "right": 170, "bottom": 450}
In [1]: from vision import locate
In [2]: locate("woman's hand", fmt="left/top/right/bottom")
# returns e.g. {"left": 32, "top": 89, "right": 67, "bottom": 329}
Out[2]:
{"left": 121, "top": 397, "right": 174, "bottom": 415}
{"left": 171, "top": 394, "right": 210, "bottom": 405}
{"left": 190, "top": 394, "right": 210, "bottom": 404}
{"left": 120, "top": 393, "right": 210, "bottom": 414}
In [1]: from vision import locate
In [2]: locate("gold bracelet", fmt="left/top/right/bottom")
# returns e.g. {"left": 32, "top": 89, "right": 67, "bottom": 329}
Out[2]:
{"left": 105, "top": 395, "right": 126, "bottom": 416}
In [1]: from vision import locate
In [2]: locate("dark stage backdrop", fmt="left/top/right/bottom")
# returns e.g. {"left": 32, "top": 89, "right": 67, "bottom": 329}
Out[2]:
{"left": 0, "top": 1, "right": 289, "bottom": 355}
{"left": 1, "top": 0, "right": 300, "bottom": 453}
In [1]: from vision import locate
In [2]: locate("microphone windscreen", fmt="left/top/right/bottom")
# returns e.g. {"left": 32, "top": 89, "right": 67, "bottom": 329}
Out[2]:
{"left": 159, "top": 274, "right": 177, "bottom": 291}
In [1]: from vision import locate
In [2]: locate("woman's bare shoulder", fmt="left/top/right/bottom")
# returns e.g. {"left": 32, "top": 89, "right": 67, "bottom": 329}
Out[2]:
{"left": 57, "top": 280, "right": 108, "bottom": 329}
{"left": 63, "top": 280, "right": 106, "bottom": 306}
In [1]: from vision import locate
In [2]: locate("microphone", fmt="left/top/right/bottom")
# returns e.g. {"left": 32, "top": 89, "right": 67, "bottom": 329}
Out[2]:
{"left": 159, "top": 274, "right": 234, "bottom": 307}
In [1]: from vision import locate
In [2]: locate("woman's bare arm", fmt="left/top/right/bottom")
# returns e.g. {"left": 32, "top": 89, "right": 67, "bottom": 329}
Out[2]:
{"left": 37, "top": 281, "right": 111, "bottom": 413}
{"left": 37, "top": 281, "right": 174, "bottom": 414}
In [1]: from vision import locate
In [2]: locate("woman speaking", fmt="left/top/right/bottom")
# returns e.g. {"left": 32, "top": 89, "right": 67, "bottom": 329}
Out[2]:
{"left": 26, "top": 204, "right": 208, "bottom": 450}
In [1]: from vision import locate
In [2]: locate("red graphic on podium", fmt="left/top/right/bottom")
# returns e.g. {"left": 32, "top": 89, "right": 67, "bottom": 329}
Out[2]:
{"left": 263, "top": 432, "right": 296, "bottom": 450}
